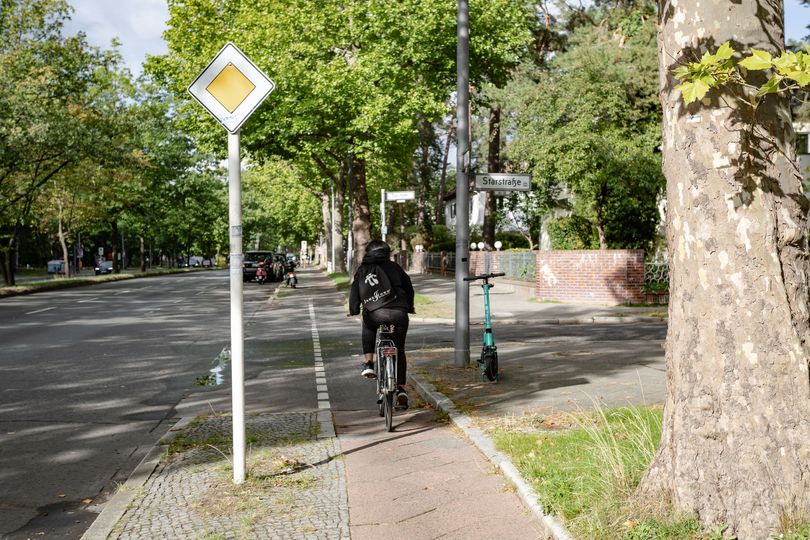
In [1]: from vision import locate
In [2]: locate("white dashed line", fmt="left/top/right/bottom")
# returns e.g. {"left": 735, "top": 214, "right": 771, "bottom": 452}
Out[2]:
{"left": 26, "top": 307, "right": 55, "bottom": 315}
{"left": 308, "top": 301, "right": 330, "bottom": 411}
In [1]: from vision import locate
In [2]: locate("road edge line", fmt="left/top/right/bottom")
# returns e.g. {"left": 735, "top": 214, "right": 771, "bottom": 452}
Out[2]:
{"left": 408, "top": 373, "right": 575, "bottom": 540}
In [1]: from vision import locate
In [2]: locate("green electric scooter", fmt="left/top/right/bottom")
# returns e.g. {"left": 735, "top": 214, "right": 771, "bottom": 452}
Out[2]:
{"left": 464, "top": 272, "right": 505, "bottom": 382}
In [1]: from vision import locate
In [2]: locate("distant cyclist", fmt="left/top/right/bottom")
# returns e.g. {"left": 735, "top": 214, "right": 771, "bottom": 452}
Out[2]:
{"left": 349, "top": 239, "right": 415, "bottom": 408}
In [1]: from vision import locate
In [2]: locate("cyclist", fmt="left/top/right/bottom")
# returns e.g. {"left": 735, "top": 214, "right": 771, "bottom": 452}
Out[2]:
{"left": 349, "top": 239, "right": 415, "bottom": 408}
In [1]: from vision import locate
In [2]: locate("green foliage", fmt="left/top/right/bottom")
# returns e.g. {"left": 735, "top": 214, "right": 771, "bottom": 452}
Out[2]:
{"left": 502, "top": 7, "right": 664, "bottom": 250}
{"left": 429, "top": 224, "right": 456, "bottom": 252}
{"left": 547, "top": 216, "right": 598, "bottom": 250}
{"left": 674, "top": 41, "right": 810, "bottom": 104}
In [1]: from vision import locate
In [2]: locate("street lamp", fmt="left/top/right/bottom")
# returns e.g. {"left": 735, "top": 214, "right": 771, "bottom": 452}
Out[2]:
{"left": 477, "top": 242, "right": 485, "bottom": 251}
{"left": 494, "top": 241, "right": 502, "bottom": 251}
{"left": 470, "top": 242, "right": 477, "bottom": 250}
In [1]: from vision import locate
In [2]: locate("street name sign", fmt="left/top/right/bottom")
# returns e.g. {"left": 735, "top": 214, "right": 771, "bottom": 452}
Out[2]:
{"left": 385, "top": 190, "right": 416, "bottom": 202}
{"left": 474, "top": 173, "right": 532, "bottom": 192}
{"left": 187, "top": 43, "right": 275, "bottom": 133}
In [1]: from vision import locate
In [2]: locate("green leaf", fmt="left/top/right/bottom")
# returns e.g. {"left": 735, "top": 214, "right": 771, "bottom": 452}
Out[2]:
{"left": 755, "top": 74, "right": 782, "bottom": 96}
{"left": 676, "top": 79, "right": 711, "bottom": 104}
{"left": 739, "top": 49, "right": 773, "bottom": 70}
{"left": 714, "top": 41, "right": 734, "bottom": 61}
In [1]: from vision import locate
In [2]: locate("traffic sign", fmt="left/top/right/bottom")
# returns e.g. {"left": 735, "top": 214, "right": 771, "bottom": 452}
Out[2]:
{"left": 474, "top": 173, "right": 531, "bottom": 192}
{"left": 188, "top": 43, "right": 275, "bottom": 133}
{"left": 385, "top": 190, "right": 415, "bottom": 202}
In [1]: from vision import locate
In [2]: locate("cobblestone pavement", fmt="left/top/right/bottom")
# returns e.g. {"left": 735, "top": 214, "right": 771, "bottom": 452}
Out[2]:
{"left": 109, "top": 412, "right": 348, "bottom": 540}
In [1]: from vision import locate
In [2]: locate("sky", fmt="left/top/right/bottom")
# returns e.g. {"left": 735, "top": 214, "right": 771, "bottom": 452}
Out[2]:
{"left": 64, "top": 1, "right": 809, "bottom": 77}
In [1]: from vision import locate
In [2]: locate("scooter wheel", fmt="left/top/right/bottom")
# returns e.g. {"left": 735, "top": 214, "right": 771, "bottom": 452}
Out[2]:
{"left": 481, "top": 350, "right": 498, "bottom": 382}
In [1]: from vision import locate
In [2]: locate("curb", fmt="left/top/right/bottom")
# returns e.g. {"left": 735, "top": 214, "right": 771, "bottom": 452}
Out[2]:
{"left": 411, "top": 315, "right": 666, "bottom": 326}
{"left": 80, "top": 416, "right": 194, "bottom": 540}
{"left": 407, "top": 373, "right": 575, "bottom": 540}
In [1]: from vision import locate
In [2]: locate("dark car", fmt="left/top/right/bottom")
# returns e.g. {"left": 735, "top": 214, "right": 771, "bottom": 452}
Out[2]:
{"left": 94, "top": 260, "right": 113, "bottom": 275}
{"left": 243, "top": 251, "right": 274, "bottom": 282}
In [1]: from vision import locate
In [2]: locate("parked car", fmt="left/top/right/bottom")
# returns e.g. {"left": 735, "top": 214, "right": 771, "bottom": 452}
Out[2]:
{"left": 202, "top": 258, "right": 213, "bottom": 267}
{"left": 189, "top": 256, "right": 203, "bottom": 267}
{"left": 47, "top": 260, "right": 65, "bottom": 274}
{"left": 242, "top": 251, "right": 274, "bottom": 282}
{"left": 94, "top": 260, "right": 113, "bottom": 275}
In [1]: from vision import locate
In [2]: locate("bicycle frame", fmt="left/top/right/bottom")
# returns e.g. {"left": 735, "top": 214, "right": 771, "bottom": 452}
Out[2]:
{"left": 375, "top": 324, "right": 398, "bottom": 431}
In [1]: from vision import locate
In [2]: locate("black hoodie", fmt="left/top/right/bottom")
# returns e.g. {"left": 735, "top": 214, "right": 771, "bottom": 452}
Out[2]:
{"left": 349, "top": 248, "right": 415, "bottom": 315}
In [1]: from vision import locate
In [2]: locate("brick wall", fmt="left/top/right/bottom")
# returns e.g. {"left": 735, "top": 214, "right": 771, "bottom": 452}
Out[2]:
{"left": 535, "top": 250, "right": 645, "bottom": 305}
{"left": 421, "top": 249, "right": 646, "bottom": 305}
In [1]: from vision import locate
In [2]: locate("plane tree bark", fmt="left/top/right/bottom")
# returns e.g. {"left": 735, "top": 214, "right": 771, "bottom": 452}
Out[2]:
{"left": 638, "top": 1, "right": 810, "bottom": 537}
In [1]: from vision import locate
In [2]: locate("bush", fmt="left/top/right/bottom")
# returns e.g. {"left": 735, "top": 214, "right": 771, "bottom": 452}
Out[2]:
{"left": 548, "top": 215, "right": 598, "bottom": 249}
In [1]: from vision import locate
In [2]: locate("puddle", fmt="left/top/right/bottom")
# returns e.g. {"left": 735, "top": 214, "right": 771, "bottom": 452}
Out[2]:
{"left": 195, "top": 346, "right": 230, "bottom": 386}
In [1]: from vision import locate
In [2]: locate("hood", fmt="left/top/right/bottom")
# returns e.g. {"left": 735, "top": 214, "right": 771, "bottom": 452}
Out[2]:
{"left": 362, "top": 246, "right": 391, "bottom": 265}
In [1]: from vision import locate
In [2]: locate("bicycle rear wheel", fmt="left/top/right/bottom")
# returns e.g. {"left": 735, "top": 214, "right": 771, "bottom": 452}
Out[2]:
{"left": 384, "top": 390, "right": 394, "bottom": 431}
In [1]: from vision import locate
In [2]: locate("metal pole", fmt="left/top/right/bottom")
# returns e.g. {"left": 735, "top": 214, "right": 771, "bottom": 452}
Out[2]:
{"left": 228, "top": 131, "right": 246, "bottom": 484}
{"left": 381, "top": 189, "right": 387, "bottom": 242}
{"left": 331, "top": 179, "right": 336, "bottom": 273}
{"left": 454, "top": 0, "right": 471, "bottom": 367}
{"left": 399, "top": 202, "right": 406, "bottom": 268}
{"left": 347, "top": 153, "right": 354, "bottom": 275}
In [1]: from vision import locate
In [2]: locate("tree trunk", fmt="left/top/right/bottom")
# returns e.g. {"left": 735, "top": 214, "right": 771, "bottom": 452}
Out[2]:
{"left": 638, "top": 2, "right": 810, "bottom": 537}
{"left": 1, "top": 229, "right": 16, "bottom": 286}
{"left": 595, "top": 184, "right": 608, "bottom": 250}
{"left": 333, "top": 172, "right": 346, "bottom": 274}
{"left": 139, "top": 236, "right": 146, "bottom": 273}
{"left": 57, "top": 201, "right": 70, "bottom": 278}
{"left": 350, "top": 157, "right": 372, "bottom": 272}
{"left": 111, "top": 222, "right": 120, "bottom": 273}
{"left": 320, "top": 189, "right": 332, "bottom": 269}
{"left": 483, "top": 104, "right": 501, "bottom": 249}
{"left": 417, "top": 117, "right": 433, "bottom": 227}
{"left": 436, "top": 114, "right": 455, "bottom": 226}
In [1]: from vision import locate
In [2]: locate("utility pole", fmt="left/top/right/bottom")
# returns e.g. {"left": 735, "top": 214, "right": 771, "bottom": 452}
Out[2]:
{"left": 454, "top": 0, "right": 471, "bottom": 367}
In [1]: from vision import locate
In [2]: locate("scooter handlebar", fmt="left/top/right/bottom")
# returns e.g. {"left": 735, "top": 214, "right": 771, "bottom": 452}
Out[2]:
{"left": 463, "top": 272, "right": 506, "bottom": 282}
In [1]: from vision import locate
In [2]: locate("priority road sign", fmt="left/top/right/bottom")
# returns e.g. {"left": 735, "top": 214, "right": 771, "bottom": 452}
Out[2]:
{"left": 188, "top": 43, "right": 275, "bottom": 133}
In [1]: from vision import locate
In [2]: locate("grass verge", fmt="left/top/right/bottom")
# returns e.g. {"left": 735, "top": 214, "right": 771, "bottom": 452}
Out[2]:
{"left": 327, "top": 271, "right": 349, "bottom": 292}
{"left": 492, "top": 406, "right": 707, "bottom": 539}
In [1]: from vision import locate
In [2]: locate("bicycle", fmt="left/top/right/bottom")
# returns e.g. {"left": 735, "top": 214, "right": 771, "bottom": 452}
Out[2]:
{"left": 375, "top": 324, "right": 399, "bottom": 432}
{"left": 464, "top": 272, "right": 505, "bottom": 382}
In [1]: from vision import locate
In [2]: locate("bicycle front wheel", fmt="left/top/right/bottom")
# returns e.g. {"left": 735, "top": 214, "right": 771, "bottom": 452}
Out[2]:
{"left": 384, "top": 390, "right": 394, "bottom": 431}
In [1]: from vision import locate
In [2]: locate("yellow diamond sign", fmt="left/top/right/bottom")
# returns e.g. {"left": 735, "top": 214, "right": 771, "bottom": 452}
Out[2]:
{"left": 188, "top": 43, "right": 275, "bottom": 133}
{"left": 206, "top": 64, "right": 256, "bottom": 113}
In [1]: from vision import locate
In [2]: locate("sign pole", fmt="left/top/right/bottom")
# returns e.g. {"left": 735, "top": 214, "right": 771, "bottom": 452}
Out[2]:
{"left": 228, "top": 130, "right": 246, "bottom": 484}
{"left": 187, "top": 42, "right": 274, "bottom": 486}
{"left": 455, "top": 0, "right": 471, "bottom": 367}
{"left": 380, "top": 189, "right": 387, "bottom": 242}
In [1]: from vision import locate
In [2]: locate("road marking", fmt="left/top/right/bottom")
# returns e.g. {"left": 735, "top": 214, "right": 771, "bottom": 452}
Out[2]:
{"left": 113, "top": 289, "right": 130, "bottom": 295}
{"left": 308, "top": 301, "right": 330, "bottom": 411}
{"left": 26, "top": 307, "right": 55, "bottom": 315}
{"left": 78, "top": 297, "right": 99, "bottom": 303}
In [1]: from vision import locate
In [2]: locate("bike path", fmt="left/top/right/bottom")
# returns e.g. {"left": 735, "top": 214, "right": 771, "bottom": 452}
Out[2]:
{"left": 83, "top": 269, "right": 543, "bottom": 539}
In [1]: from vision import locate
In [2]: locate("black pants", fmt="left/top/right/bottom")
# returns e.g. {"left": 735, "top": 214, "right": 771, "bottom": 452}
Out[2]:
{"left": 362, "top": 307, "right": 409, "bottom": 385}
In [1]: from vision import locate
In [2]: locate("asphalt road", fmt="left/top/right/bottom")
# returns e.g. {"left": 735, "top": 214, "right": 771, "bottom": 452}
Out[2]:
{"left": 0, "top": 270, "right": 272, "bottom": 538}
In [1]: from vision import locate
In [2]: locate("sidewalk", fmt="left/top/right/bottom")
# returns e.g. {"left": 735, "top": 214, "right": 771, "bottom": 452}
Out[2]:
{"left": 407, "top": 272, "right": 667, "bottom": 418}
{"left": 81, "top": 270, "right": 667, "bottom": 540}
